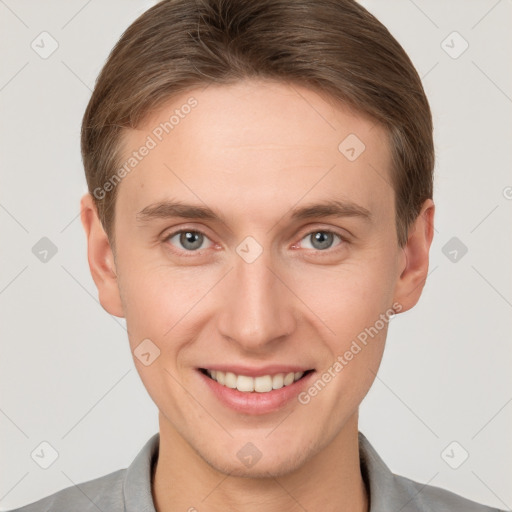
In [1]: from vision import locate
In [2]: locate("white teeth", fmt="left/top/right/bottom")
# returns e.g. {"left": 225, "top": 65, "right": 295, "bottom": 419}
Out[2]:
{"left": 254, "top": 375, "right": 273, "bottom": 393}
{"left": 283, "top": 372, "right": 295, "bottom": 386}
{"left": 272, "top": 373, "right": 284, "bottom": 389}
{"left": 205, "top": 369, "right": 307, "bottom": 393}
{"left": 224, "top": 371, "right": 237, "bottom": 389}
{"left": 236, "top": 375, "right": 254, "bottom": 392}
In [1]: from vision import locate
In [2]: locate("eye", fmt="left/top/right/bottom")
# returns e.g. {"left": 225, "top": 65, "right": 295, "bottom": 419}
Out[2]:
{"left": 162, "top": 227, "right": 346, "bottom": 256}
{"left": 165, "top": 230, "right": 213, "bottom": 252}
{"left": 299, "top": 230, "right": 344, "bottom": 251}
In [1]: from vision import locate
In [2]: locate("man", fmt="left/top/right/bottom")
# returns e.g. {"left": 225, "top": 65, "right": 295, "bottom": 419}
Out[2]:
{"left": 8, "top": 0, "right": 504, "bottom": 511}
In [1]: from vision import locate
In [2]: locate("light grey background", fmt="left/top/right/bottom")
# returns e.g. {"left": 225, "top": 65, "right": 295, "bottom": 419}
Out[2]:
{"left": 1, "top": 0, "right": 511, "bottom": 510}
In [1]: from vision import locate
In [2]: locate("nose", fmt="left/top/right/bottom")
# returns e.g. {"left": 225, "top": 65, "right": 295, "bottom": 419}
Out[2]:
{"left": 216, "top": 245, "right": 298, "bottom": 352}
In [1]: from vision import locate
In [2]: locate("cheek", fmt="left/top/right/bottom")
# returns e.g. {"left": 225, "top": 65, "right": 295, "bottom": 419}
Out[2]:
{"left": 289, "top": 254, "right": 396, "bottom": 403}
{"left": 117, "top": 272, "right": 166, "bottom": 335}
{"left": 116, "top": 258, "right": 221, "bottom": 359}
{"left": 293, "top": 256, "right": 396, "bottom": 336}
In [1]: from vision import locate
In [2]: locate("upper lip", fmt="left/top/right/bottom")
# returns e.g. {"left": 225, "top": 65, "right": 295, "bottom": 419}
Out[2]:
{"left": 199, "top": 365, "right": 314, "bottom": 377}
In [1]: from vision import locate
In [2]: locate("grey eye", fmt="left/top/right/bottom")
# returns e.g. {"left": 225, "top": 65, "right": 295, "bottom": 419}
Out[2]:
{"left": 301, "top": 231, "right": 341, "bottom": 251}
{"left": 168, "top": 231, "right": 211, "bottom": 251}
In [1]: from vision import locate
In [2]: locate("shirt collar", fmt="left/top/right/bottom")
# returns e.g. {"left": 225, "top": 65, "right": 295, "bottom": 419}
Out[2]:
{"left": 358, "top": 431, "right": 415, "bottom": 511}
{"left": 123, "top": 431, "right": 407, "bottom": 512}
{"left": 123, "top": 432, "right": 159, "bottom": 512}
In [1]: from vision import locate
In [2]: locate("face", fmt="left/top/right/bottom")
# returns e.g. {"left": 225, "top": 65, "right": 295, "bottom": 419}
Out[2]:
{"left": 82, "top": 79, "right": 433, "bottom": 478}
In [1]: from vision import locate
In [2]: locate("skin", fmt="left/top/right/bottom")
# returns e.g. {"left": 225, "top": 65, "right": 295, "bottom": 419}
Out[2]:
{"left": 80, "top": 79, "right": 434, "bottom": 512}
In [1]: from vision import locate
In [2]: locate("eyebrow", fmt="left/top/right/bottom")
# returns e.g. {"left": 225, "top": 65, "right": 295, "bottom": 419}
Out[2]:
{"left": 136, "top": 198, "right": 372, "bottom": 225}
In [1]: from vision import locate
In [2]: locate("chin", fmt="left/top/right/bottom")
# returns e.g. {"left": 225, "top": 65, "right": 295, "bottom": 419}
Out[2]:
{"left": 199, "top": 438, "right": 317, "bottom": 479}
{"left": 213, "top": 455, "right": 309, "bottom": 479}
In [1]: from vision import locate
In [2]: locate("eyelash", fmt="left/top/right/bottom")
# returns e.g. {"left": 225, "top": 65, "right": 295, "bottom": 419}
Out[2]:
{"left": 161, "top": 227, "right": 348, "bottom": 257}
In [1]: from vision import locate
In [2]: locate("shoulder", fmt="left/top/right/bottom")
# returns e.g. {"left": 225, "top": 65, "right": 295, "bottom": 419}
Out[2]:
{"left": 5, "top": 468, "right": 126, "bottom": 512}
{"left": 358, "top": 431, "right": 505, "bottom": 512}
{"left": 6, "top": 432, "right": 160, "bottom": 512}
{"left": 391, "top": 472, "right": 505, "bottom": 512}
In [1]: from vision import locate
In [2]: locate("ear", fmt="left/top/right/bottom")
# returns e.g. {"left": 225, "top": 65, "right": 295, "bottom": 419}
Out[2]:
{"left": 392, "top": 199, "right": 435, "bottom": 313}
{"left": 80, "top": 193, "right": 125, "bottom": 318}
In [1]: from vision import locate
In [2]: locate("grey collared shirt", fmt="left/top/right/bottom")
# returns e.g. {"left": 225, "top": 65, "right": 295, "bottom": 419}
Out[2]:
{"left": 7, "top": 432, "right": 505, "bottom": 512}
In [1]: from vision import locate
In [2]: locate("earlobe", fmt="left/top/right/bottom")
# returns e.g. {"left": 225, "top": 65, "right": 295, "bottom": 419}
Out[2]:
{"left": 80, "top": 193, "right": 125, "bottom": 318}
{"left": 393, "top": 199, "right": 435, "bottom": 313}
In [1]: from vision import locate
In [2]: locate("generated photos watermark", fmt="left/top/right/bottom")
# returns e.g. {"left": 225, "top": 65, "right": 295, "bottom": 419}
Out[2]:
{"left": 93, "top": 96, "right": 198, "bottom": 200}
{"left": 298, "top": 302, "right": 402, "bottom": 405}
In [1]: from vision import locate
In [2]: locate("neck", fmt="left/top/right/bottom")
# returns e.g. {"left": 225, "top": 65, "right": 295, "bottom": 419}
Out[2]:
{"left": 152, "top": 411, "right": 368, "bottom": 512}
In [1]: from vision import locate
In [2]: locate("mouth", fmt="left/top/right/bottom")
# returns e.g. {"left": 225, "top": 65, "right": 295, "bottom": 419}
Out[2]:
{"left": 197, "top": 366, "right": 317, "bottom": 415}
{"left": 199, "top": 368, "right": 315, "bottom": 393}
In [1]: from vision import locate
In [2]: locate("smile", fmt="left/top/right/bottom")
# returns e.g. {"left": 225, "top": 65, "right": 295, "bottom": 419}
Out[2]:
{"left": 200, "top": 368, "right": 314, "bottom": 393}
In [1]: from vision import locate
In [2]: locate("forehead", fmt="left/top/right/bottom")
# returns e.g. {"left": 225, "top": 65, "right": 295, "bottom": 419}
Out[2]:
{"left": 115, "top": 80, "right": 393, "bottom": 223}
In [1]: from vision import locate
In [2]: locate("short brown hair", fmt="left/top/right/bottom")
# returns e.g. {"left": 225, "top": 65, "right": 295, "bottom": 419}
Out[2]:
{"left": 81, "top": 0, "right": 434, "bottom": 249}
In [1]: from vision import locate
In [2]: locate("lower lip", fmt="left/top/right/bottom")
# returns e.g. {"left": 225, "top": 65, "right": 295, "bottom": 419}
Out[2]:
{"left": 198, "top": 369, "right": 315, "bottom": 415}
